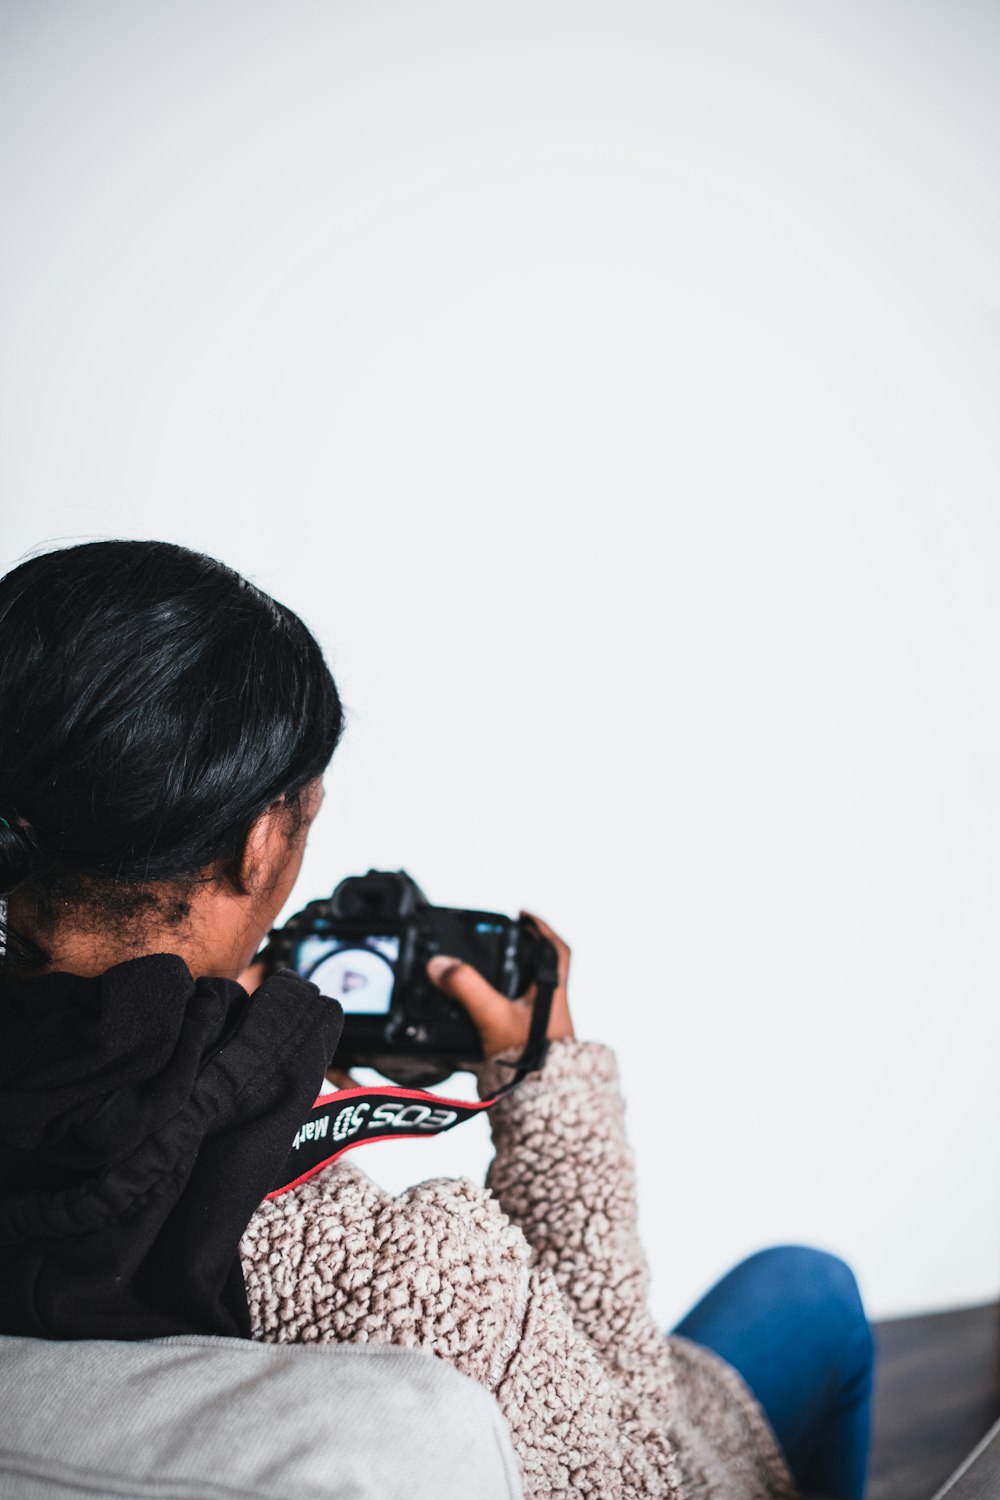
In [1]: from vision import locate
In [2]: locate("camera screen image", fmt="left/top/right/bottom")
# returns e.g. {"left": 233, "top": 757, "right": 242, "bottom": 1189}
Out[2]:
{"left": 293, "top": 934, "right": 400, "bottom": 1015}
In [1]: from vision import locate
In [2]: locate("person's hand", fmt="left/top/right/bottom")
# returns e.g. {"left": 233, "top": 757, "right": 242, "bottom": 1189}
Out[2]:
{"left": 237, "top": 948, "right": 358, "bottom": 1090}
{"left": 237, "top": 955, "right": 269, "bottom": 993}
{"left": 324, "top": 1065, "right": 359, "bottom": 1090}
{"left": 425, "top": 911, "right": 575, "bottom": 1060}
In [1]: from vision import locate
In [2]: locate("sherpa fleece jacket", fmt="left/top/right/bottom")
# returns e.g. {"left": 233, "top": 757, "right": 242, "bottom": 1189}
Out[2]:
{"left": 240, "top": 1039, "right": 799, "bottom": 1500}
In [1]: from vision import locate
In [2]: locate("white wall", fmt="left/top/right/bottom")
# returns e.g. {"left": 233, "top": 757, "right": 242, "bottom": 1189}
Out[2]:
{"left": 2, "top": 0, "right": 999, "bottom": 1327}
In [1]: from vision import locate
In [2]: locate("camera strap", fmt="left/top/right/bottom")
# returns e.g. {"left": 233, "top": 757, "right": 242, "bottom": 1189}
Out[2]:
{"left": 267, "top": 943, "right": 558, "bottom": 1200}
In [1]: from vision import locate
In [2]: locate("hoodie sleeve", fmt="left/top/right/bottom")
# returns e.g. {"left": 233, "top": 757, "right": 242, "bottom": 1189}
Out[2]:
{"left": 476, "top": 1038, "right": 662, "bottom": 1371}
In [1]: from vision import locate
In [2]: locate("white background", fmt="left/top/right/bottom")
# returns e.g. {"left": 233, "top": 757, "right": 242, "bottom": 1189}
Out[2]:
{"left": 2, "top": 0, "right": 999, "bottom": 1327}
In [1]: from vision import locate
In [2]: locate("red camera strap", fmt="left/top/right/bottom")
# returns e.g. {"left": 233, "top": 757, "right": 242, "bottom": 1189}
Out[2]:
{"left": 267, "top": 1081, "right": 506, "bottom": 1198}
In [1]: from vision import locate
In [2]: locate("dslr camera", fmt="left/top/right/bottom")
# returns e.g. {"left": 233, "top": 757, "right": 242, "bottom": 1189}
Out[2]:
{"left": 268, "top": 869, "right": 551, "bottom": 1086}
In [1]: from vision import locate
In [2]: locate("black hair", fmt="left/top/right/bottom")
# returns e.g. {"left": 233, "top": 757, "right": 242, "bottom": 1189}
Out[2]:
{"left": 0, "top": 540, "right": 344, "bottom": 966}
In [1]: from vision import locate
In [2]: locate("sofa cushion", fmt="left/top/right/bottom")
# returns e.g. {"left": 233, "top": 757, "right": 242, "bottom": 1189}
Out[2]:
{"left": 0, "top": 1334, "right": 523, "bottom": 1500}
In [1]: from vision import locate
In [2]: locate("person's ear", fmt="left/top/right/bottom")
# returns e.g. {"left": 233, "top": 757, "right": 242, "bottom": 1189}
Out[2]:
{"left": 234, "top": 801, "right": 292, "bottom": 901}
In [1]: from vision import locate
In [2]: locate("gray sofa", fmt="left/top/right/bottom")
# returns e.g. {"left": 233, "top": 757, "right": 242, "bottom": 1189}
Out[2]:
{"left": 0, "top": 1334, "right": 524, "bottom": 1499}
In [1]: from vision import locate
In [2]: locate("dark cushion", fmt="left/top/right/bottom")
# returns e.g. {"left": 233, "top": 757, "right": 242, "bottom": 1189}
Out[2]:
{"left": 932, "top": 1418, "right": 1000, "bottom": 1500}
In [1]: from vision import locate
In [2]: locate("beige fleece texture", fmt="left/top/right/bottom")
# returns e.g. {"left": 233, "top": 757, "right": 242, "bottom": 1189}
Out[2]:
{"left": 240, "top": 1039, "right": 798, "bottom": 1499}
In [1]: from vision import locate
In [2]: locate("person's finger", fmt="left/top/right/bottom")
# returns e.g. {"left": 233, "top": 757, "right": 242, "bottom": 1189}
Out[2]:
{"left": 520, "top": 910, "right": 571, "bottom": 988}
{"left": 426, "top": 955, "right": 529, "bottom": 1055}
{"left": 426, "top": 955, "right": 512, "bottom": 1024}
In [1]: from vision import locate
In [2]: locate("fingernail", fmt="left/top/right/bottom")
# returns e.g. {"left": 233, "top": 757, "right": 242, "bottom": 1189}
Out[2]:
{"left": 427, "top": 955, "right": 460, "bottom": 982}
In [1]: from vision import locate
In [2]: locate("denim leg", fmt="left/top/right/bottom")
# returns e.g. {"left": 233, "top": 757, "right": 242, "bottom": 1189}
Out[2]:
{"left": 672, "top": 1246, "right": 874, "bottom": 1500}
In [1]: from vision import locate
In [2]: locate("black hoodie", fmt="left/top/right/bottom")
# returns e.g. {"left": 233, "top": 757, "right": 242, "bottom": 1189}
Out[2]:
{"left": 0, "top": 954, "right": 343, "bottom": 1340}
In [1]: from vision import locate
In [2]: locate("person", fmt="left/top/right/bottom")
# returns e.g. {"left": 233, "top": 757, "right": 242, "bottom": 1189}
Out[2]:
{"left": 0, "top": 539, "right": 873, "bottom": 1499}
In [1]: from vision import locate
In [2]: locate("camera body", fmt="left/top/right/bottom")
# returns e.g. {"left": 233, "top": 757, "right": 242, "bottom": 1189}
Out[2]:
{"left": 268, "top": 869, "right": 547, "bottom": 1086}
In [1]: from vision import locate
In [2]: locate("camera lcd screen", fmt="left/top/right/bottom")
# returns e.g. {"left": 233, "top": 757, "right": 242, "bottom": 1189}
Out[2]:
{"left": 293, "top": 934, "right": 400, "bottom": 1015}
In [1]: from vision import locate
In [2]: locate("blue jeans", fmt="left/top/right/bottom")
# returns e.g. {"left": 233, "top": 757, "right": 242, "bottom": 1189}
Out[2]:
{"left": 671, "top": 1246, "right": 874, "bottom": 1500}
